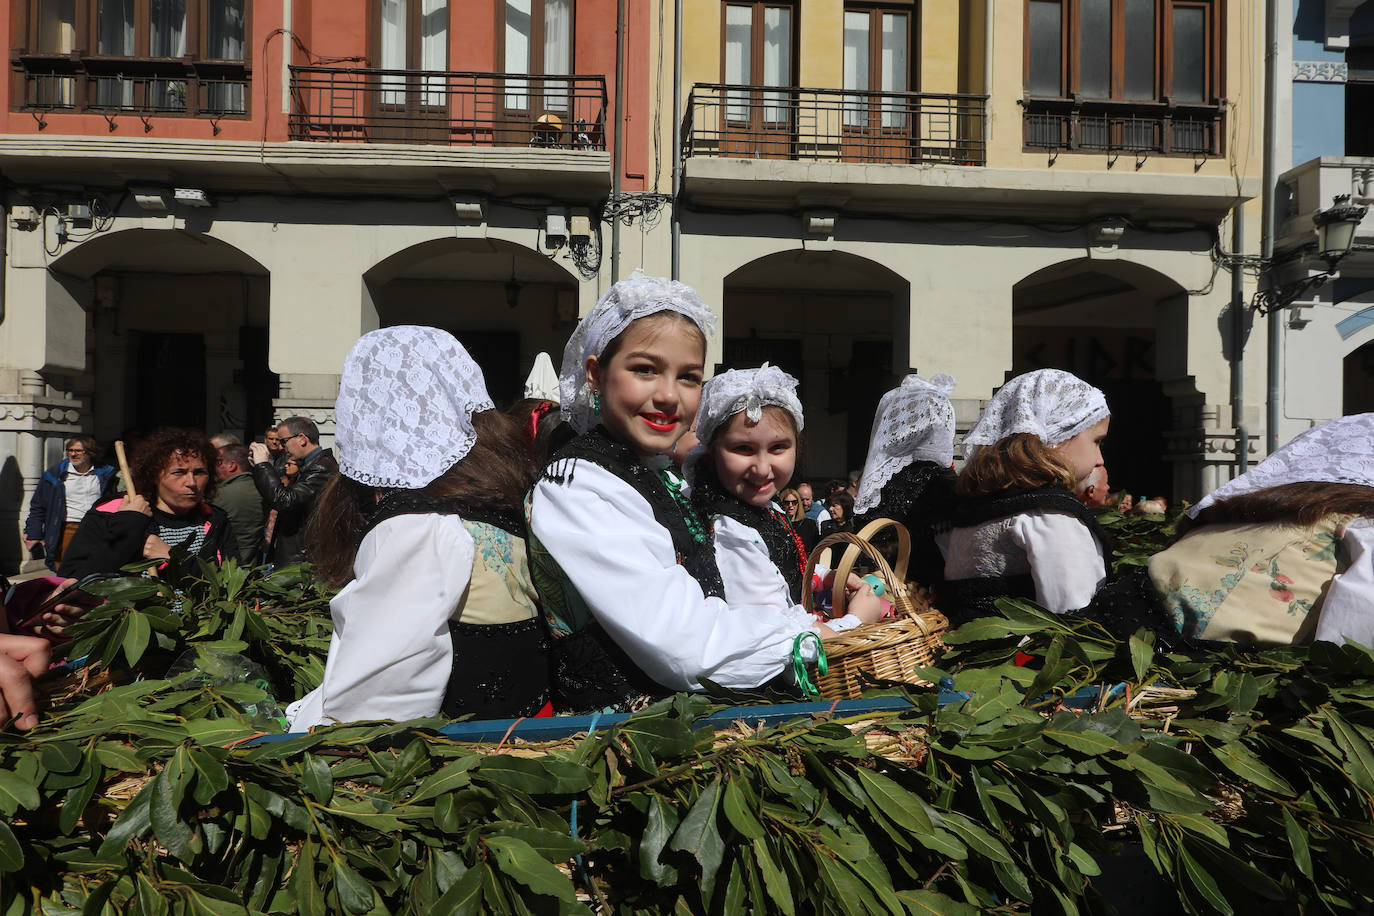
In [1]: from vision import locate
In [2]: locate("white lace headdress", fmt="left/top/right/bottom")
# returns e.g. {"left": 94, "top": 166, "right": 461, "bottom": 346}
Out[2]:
{"left": 853, "top": 373, "right": 956, "bottom": 514}
{"left": 1187, "top": 413, "right": 1374, "bottom": 518}
{"left": 962, "top": 368, "right": 1110, "bottom": 458}
{"left": 558, "top": 273, "right": 717, "bottom": 434}
{"left": 683, "top": 364, "right": 804, "bottom": 483}
{"left": 335, "top": 325, "right": 495, "bottom": 489}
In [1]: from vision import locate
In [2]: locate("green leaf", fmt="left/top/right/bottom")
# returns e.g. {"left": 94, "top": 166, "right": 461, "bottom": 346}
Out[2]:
{"left": 291, "top": 842, "right": 326, "bottom": 916}
{"left": 0, "top": 819, "right": 23, "bottom": 873}
{"left": 98, "top": 777, "right": 154, "bottom": 856}
{"left": 38, "top": 740, "right": 84, "bottom": 774}
{"left": 134, "top": 874, "right": 168, "bottom": 916}
{"left": 483, "top": 836, "right": 576, "bottom": 903}
{"left": 123, "top": 611, "right": 152, "bottom": 665}
{"left": 59, "top": 768, "right": 100, "bottom": 835}
{"left": 408, "top": 756, "right": 478, "bottom": 803}
{"left": 150, "top": 770, "right": 198, "bottom": 862}
{"left": 301, "top": 754, "right": 333, "bottom": 805}
{"left": 477, "top": 755, "right": 590, "bottom": 795}
{"left": 431, "top": 863, "right": 486, "bottom": 916}
{"left": 640, "top": 793, "right": 680, "bottom": 884}
{"left": 752, "top": 839, "right": 795, "bottom": 916}
{"left": 187, "top": 748, "right": 230, "bottom": 806}
{"left": 1281, "top": 807, "right": 1313, "bottom": 879}
{"left": 1176, "top": 840, "right": 1232, "bottom": 915}
{"left": 1325, "top": 709, "right": 1374, "bottom": 795}
{"left": 668, "top": 777, "right": 726, "bottom": 896}
{"left": 852, "top": 768, "right": 934, "bottom": 833}
{"left": 1129, "top": 630, "right": 1155, "bottom": 682}
{"left": 331, "top": 861, "right": 375, "bottom": 915}
{"left": 0, "top": 769, "right": 39, "bottom": 815}
{"left": 94, "top": 741, "right": 146, "bottom": 774}
{"left": 721, "top": 776, "right": 765, "bottom": 840}
{"left": 895, "top": 889, "right": 980, "bottom": 916}
{"left": 1210, "top": 742, "right": 1296, "bottom": 796}
{"left": 487, "top": 825, "right": 585, "bottom": 860}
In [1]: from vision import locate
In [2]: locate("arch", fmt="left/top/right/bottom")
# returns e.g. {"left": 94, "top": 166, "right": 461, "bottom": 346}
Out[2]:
{"left": 46, "top": 228, "right": 272, "bottom": 442}
{"left": 363, "top": 237, "right": 581, "bottom": 405}
{"left": 1012, "top": 257, "right": 1192, "bottom": 502}
{"left": 722, "top": 249, "right": 910, "bottom": 481}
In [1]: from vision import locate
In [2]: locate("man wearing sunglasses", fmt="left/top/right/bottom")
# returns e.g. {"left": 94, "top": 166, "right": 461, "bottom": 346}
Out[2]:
{"left": 23, "top": 437, "right": 118, "bottom": 571}
{"left": 248, "top": 417, "right": 338, "bottom": 566}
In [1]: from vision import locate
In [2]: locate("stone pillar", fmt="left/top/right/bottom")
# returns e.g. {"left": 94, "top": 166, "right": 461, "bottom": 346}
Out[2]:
{"left": 0, "top": 372, "right": 85, "bottom": 573}
{"left": 272, "top": 373, "right": 342, "bottom": 451}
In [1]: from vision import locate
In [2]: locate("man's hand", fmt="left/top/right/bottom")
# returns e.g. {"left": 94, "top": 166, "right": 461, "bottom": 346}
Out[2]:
{"left": 22, "top": 539, "right": 38, "bottom": 552}
{"left": 248, "top": 442, "right": 270, "bottom": 465}
{"left": 0, "top": 634, "right": 50, "bottom": 730}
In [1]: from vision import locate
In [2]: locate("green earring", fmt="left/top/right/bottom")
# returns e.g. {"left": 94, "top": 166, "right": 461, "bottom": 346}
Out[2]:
{"left": 592, "top": 392, "right": 601, "bottom": 414}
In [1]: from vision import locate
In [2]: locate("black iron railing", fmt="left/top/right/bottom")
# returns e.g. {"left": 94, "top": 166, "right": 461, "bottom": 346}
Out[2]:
{"left": 682, "top": 84, "right": 987, "bottom": 165}
{"left": 288, "top": 66, "right": 607, "bottom": 149}
{"left": 1021, "top": 98, "right": 1224, "bottom": 157}
{"left": 18, "top": 56, "right": 249, "bottom": 117}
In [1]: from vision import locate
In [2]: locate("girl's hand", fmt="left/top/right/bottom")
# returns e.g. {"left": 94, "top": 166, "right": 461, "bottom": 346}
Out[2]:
{"left": 143, "top": 535, "right": 172, "bottom": 560}
{"left": 846, "top": 585, "right": 885, "bottom": 625}
{"left": 0, "top": 634, "right": 49, "bottom": 730}
{"left": 121, "top": 494, "right": 152, "bottom": 516}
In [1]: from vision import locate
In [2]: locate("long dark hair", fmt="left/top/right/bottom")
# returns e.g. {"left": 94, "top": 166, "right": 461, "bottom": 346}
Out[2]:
{"left": 309, "top": 410, "right": 539, "bottom": 586}
{"left": 1179, "top": 481, "right": 1374, "bottom": 535}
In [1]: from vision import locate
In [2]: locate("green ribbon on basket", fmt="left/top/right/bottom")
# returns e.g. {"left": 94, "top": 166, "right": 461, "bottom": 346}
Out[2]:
{"left": 792, "top": 631, "right": 828, "bottom": 699}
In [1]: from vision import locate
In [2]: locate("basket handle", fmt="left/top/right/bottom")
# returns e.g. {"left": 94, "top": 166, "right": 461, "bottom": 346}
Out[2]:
{"left": 801, "top": 529, "right": 901, "bottom": 619}
{"left": 854, "top": 517, "right": 912, "bottom": 583}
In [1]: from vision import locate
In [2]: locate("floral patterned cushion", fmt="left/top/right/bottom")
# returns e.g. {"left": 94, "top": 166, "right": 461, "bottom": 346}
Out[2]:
{"left": 1147, "top": 515, "right": 1352, "bottom": 645}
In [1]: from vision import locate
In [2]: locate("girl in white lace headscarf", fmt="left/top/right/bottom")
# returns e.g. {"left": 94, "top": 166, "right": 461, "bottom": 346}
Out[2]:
{"left": 288, "top": 326, "right": 547, "bottom": 730}
{"left": 944, "top": 369, "right": 1112, "bottom": 617}
{"left": 686, "top": 365, "right": 864, "bottom": 618}
{"left": 528, "top": 281, "right": 883, "bottom": 711}
{"left": 851, "top": 373, "right": 960, "bottom": 587}
{"left": 1144, "top": 413, "right": 1374, "bottom": 647}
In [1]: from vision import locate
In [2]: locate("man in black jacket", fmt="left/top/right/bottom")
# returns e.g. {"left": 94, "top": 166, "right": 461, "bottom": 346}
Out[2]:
{"left": 248, "top": 417, "right": 337, "bottom": 566}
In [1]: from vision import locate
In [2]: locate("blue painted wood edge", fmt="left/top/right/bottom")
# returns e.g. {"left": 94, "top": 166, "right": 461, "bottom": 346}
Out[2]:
{"left": 251, "top": 681, "right": 1130, "bottom": 746}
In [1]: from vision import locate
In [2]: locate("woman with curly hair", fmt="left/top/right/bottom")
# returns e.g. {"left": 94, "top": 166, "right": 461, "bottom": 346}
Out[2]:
{"left": 58, "top": 428, "right": 239, "bottom": 578}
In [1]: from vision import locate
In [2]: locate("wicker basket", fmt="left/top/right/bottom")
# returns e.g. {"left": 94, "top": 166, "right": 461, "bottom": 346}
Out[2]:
{"left": 801, "top": 518, "right": 949, "bottom": 700}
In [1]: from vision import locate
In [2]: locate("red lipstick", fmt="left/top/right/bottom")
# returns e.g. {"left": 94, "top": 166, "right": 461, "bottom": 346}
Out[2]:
{"left": 640, "top": 413, "right": 679, "bottom": 432}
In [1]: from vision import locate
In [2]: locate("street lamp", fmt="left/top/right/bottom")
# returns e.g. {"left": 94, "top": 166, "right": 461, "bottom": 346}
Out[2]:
{"left": 1253, "top": 194, "right": 1368, "bottom": 314}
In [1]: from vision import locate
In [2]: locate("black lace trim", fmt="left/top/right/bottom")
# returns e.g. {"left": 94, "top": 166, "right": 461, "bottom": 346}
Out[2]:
{"left": 543, "top": 426, "right": 725, "bottom": 599}
{"left": 692, "top": 471, "right": 804, "bottom": 604}
{"left": 855, "top": 461, "right": 958, "bottom": 588}
{"left": 547, "top": 623, "right": 672, "bottom": 714}
{"left": 363, "top": 490, "right": 526, "bottom": 539}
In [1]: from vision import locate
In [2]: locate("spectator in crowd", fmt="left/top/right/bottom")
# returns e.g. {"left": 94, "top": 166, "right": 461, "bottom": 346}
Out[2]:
{"left": 847, "top": 470, "right": 861, "bottom": 497}
{"left": 823, "top": 491, "right": 855, "bottom": 536}
{"left": 213, "top": 444, "right": 264, "bottom": 565}
{"left": 210, "top": 433, "right": 241, "bottom": 449}
{"left": 59, "top": 428, "right": 238, "bottom": 578}
{"left": 263, "top": 426, "right": 286, "bottom": 471}
{"left": 798, "top": 482, "right": 831, "bottom": 524}
{"left": 23, "top": 437, "right": 119, "bottom": 570}
{"left": 248, "top": 417, "right": 338, "bottom": 565}
{"left": 779, "top": 487, "right": 820, "bottom": 554}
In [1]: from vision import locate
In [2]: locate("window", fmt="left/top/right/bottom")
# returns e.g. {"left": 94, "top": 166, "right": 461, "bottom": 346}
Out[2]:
{"left": 721, "top": 2, "right": 794, "bottom": 123}
{"left": 375, "top": 0, "right": 447, "bottom": 107}
{"left": 1025, "top": 0, "right": 1220, "bottom": 103}
{"left": 1023, "top": 0, "right": 1223, "bottom": 155}
{"left": 499, "top": 0, "right": 572, "bottom": 112}
{"left": 13, "top": 0, "right": 250, "bottom": 116}
{"left": 843, "top": 4, "right": 913, "bottom": 128}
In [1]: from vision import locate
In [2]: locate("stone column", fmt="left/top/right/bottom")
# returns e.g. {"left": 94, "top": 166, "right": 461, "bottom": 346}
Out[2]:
{"left": 272, "top": 373, "right": 342, "bottom": 451}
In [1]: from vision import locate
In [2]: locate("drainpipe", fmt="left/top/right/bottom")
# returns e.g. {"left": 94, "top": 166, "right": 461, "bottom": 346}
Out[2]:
{"left": 610, "top": 0, "right": 627, "bottom": 283}
{"left": 1230, "top": 208, "right": 1248, "bottom": 473}
{"left": 671, "top": 0, "right": 682, "bottom": 280}
{"left": 1262, "top": 0, "right": 1280, "bottom": 454}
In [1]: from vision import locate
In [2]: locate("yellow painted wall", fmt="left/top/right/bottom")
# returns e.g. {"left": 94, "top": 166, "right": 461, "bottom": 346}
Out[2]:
{"left": 681, "top": 0, "right": 721, "bottom": 94}
{"left": 920, "top": 0, "right": 962, "bottom": 94}
{"left": 799, "top": 2, "right": 842, "bottom": 88}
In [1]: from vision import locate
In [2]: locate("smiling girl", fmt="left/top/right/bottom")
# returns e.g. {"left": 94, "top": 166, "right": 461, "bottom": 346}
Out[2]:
{"left": 943, "top": 369, "right": 1113, "bottom": 620}
{"left": 527, "top": 277, "right": 881, "bottom": 712}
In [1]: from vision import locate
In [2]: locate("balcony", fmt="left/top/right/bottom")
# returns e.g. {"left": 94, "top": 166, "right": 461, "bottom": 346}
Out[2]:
{"left": 1276, "top": 156, "right": 1374, "bottom": 256}
{"left": 288, "top": 66, "right": 607, "bottom": 150}
{"left": 17, "top": 56, "right": 249, "bottom": 119}
{"left": 682, "top": 84, "right": 986, "bottom": 166}
{"left": 1020, "top": 98, "right": 1225, "bottom": 158}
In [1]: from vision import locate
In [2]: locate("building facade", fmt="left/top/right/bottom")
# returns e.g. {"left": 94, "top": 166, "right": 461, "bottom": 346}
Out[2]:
{"left": 0, "top": 0, "right": 1270, "bottom": 570}
{"left": 1271, "top": 0, "right": 1374, "bottom": 446}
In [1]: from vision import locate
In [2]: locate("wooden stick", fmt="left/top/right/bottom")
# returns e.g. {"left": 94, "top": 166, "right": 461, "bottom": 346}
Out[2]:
{"left": 113, "top": 440, "right": 135, "bottom": 498}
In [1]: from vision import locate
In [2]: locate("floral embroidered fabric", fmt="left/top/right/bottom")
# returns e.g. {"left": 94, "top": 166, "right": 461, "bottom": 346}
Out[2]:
{"left": 1148, "top": 515, "right": 1353, "bottom": 644}
{"left": 854, "top": 373, "right": 956, "bottom": 514}
{"left": 962, "top": 368, "right": 1109, "bottom": 458}
{"left": 335, "top": 326, "right": 495, "bottom": 489}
